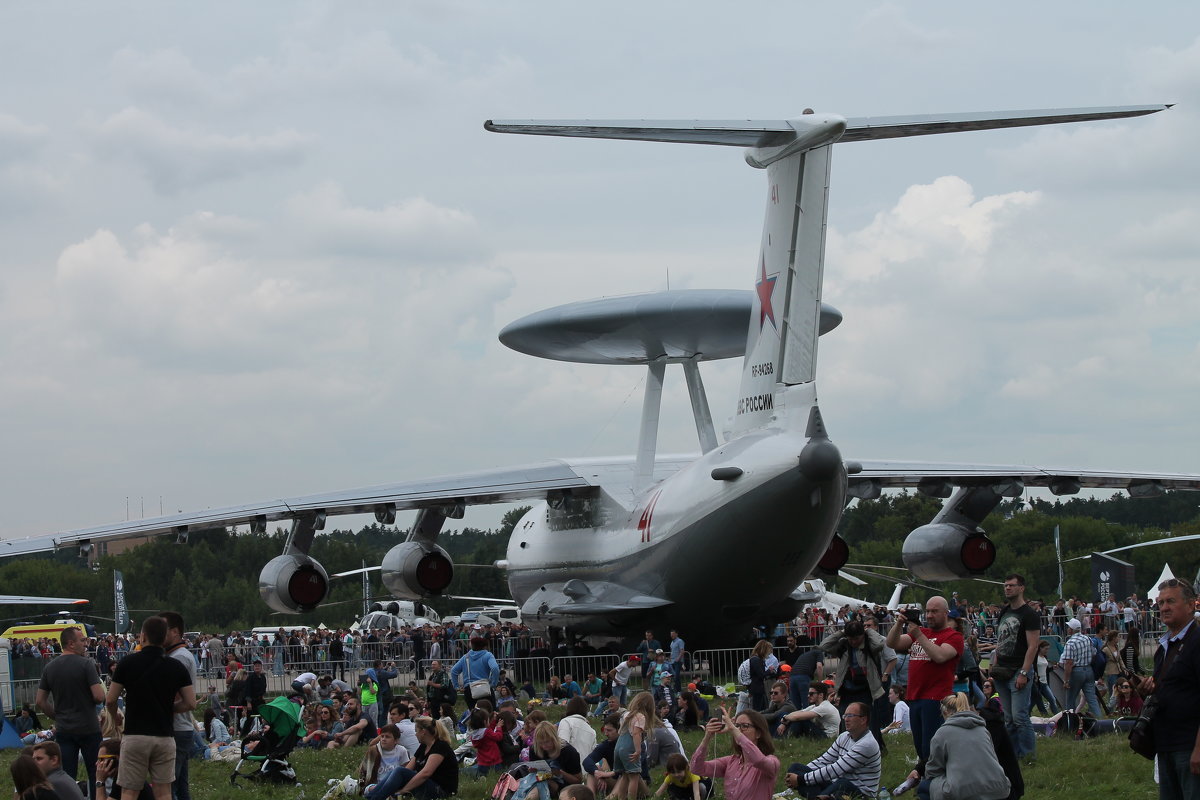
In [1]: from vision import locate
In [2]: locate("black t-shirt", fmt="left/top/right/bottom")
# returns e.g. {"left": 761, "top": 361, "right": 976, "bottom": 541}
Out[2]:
{"left": 111, "top": 646, "right": 192, "bottom": 737}
{"left": 415, "top": 739, "right": 458, "bottom": 795}
{"left": 793, "top": 649, "right": 824, "bottom": 678}
{"left": 995, "top": 603, "right": 1041, "bottom": 671}
{"left": 547, "top": 742, "right": 582, "bottom": 778}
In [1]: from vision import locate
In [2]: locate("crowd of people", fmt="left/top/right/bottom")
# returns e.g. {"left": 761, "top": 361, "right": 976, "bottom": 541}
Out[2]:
{"left": 6, "top": 576, "right": 1199, "bottom": 800}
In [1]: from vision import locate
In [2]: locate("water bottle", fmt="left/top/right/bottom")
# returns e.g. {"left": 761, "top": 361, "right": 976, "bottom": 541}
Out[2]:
{"left": 878, "top": 788, "right": 892, "bottom": 800}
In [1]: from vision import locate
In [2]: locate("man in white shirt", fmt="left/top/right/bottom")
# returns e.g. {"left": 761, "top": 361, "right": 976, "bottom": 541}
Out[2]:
{"left": 610, "top": 655, "right": 637, "bottom": 706}
{"left": 777, "top": 682, "right": 841, "bottom": 739}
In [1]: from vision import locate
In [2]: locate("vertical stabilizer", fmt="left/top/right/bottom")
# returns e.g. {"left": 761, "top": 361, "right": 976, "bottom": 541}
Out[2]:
{"left": 729, "top": 141, "right": 834, "bottom": 437}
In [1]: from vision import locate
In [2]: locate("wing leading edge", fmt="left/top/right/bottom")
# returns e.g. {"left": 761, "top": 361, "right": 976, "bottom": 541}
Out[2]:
{"left": 847, "top": 460, "right": 1200, "bottom": 498}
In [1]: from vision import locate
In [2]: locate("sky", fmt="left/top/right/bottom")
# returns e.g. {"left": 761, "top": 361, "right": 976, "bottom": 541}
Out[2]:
{"left": 1, "top": 2, "right": 1199, "bottom": 545}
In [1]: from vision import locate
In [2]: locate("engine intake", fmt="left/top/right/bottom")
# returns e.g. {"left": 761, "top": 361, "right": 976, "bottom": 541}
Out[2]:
{"left": 381, "top": 541, "right": 455, "bottom": 600}
{"left": 258, "top": 553, "right": 330, "bottom": 614}
{"left": 902, "top": 523, "right": 996, "bottom": 581}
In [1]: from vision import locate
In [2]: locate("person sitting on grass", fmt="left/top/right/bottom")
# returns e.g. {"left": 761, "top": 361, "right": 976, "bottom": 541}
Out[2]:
{"left": 360, "top": 723, "right": 412, "bottom": 791}
{"left": 465, "top": 707, "right": 505, "bottom": 778}
{"left": 655, "top": 753, "right": 712, "bottom": 800}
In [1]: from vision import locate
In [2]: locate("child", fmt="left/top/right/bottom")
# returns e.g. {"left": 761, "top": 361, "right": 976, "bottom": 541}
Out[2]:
{"left": 466, "top": 707, "right": 505, "bottom": 777}
{"left": 655, "top": 753, "right": 711, "bottom": 800}
{"left": 359, "top": 723, "right": 411, "bottom": 789}
{"left": 612, "top": 692, "right": 659, "bottom": 800}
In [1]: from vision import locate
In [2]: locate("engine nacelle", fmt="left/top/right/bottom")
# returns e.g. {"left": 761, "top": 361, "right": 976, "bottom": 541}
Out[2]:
{"left": 258, "top": 553, "right": 330, "bottom": 614}
{"left": 902, "top": 523, "right": 997, "bottom": 581}
{"left": 381, "top": 541, "right": 455, "bottom": 600}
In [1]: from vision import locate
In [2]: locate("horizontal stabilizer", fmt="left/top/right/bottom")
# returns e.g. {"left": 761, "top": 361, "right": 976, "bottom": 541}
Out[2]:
{"left": 487, "top": 106, "right": 1169, "bottom": 148}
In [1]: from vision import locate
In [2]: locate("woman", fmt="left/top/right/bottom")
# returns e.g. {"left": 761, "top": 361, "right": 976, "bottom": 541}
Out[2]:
{"left": 675, "top": 691, "right": 703, "bottom": 730}
{"left": 1101, "top": 631, "right": 1123, "bottom": 693}
{"left": 918, "top": 694, "right": 1010, "bottom": 800}
{"left": 529, "top": 720, "right": 585, "bottom": 797}
{"left": 365, "top": 716, "right": 458, "bottom": 800}
{"left": 1108, "top": 679, "right": 1144, "bottom": 718}
{"left": 202, "top": 707, "right": 233, "bottom": 759}
{"left": 979, "top": 678, "right": 1001, "bottom": 713}
{"left": 13, "top": 705, "right": 40, "bottom": 736}
{"left": 10, "top": 754, "right": 57, "bottom": 800}
{"left": 301, "top": 704, "right": 337, "bottom": 749}
{"left": 1119, "top": 627, "right": 1144, "bottom": 677}
{"left": 1030, "top": 641, "right": 1059, "bottom": 715}
{"left": 747, "top": 639, "right": 774, "bottom": 712}
{"left": 690, "top": 707, "right": 778, "bottom": 800}
{"left": 557, "top": 696, "right": 597, "bottom": 755}
{"left": 95, "top": 738, "right": 155, "bottom": 800}
{"left": 882, "top": 684, "right": 910, "bottom": 734}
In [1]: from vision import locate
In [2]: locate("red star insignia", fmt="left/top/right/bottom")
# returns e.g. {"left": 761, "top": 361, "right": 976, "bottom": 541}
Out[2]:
{"left": 756, "top": 258, "right": 779, "bottom": 330}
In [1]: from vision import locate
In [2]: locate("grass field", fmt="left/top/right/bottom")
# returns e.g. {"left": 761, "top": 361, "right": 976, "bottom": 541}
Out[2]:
{"left": 1, "top": 704, "right": 1163, "bottom": 800}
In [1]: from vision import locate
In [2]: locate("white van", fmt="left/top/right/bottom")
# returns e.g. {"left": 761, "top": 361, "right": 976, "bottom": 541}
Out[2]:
{"left": 480, "top": 605, "right": 521, "bottom": 625}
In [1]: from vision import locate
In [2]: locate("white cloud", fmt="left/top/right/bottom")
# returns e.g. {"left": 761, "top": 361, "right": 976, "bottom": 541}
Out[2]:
{"left": 93, "top": 107, "right": 311, "bottom": 193}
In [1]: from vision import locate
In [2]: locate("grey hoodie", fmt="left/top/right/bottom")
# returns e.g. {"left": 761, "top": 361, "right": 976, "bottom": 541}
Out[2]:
{"left": 925, "top": 711, "right": 1010, "bottom": 800}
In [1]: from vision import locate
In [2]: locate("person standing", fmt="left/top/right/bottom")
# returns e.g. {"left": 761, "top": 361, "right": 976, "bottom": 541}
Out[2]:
{"left": 105, "top": 616, "right": 196, "bottom": 800}
{"left": 244, "top": 660, "right": 268, "bottom": 733}
{"left": 1061, "top": 619, "right": 1103, "bottom": 717}
{"left": 636, "top": 631, "right": 661, "bottom": 690}
{"left": 819, "top": 620, "right": 888, "bottom": 752}
{"left": 35, "top": 626, "right": 104, "bottom": 797}
{"left": 1134, "top": 578, "right": 1200, "bottom": 800}
{"left": 158, "top": 612, "right": 198, "bottom": 800}
{"left": 990, "top": 574, "right": 1041, "bottom": 762}
{"left": 450, "top": 636, "right": 499, "bottom": 708}
{"left": 669, "top": 630, "right": 686, "bottom": 694}
{"left": 885, "top": 597, "right": 963, "bottom": 762}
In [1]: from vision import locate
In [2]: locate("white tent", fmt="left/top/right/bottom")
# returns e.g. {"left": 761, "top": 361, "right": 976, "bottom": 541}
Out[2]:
{"left": 1148, "top": 563, "right": 1176, "bottom": 603}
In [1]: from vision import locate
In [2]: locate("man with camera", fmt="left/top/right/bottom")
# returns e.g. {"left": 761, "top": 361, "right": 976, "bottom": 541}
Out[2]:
{"left": 885, "top": 597, "right": 963, "bottom": 762}
{"left": 1132, "top": 579, "right": 1199, "bottom": 799}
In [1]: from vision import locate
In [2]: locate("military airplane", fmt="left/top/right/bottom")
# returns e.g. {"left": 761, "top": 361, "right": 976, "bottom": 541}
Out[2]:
{"left": 2, "top": 104, "right": 1197, "bottom": 647}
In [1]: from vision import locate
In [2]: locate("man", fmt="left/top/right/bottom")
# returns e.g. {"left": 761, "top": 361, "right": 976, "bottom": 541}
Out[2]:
{"left": 244, "top": 659, "right": 268, "bottom": 732}
{"left": 777, "top": 682, "right": 841, "bottom": 739}
{"left": 991, "top": 574, "right": 1041, "bottom": 761}
{"left": 158, "top": 611, "right": 198, "bottom": 800}
{"left": 583, "top": 672, "right": 604, "bottom": 711}
{"left": 318, "top": 673, "right": 352, "bottom": 700}
{"left": 1061, "top": 618, "right": 1103, "bottom": 717}
{"left": 1100, "top": 593, "right": 1119, "bottom": 632}
{"left": 1134, "top": 578, "right": 1200, "bottom": 800}
{"left": 610, "top": 654, "right": 637, "bottom": 706}
{"left": 819, "top": 620, "right": 888, "bottom": 749}
{"left": 562, "top": 673, "right": 582, "bottom": 699}
{"left": 761, "top": 681, "right": 797, "bottom": 733}
{"left": 106, "top": 616, "right": 196, "bottom": 800}
{"left": 36, "top": 626, "right": 104, "bottom": 797}
{"left": 327, "top": 696, "right": 377, "bottom": 749}
{"left": 784, "top": 701, "right": 880, "bottom": 798}
{"left": 885, "top": 596, "right": 963, "bottom": 762}
{"left": 635, "top": 630, "right": 660, "bottom": 689}
{"left": 293, "top": 670, "right": 319, "bottom": 699}
{"left": 425, "top": 659, "right": 451, "bottom": 708}
{"left": 789, "top": 641, "right": 825, "bottom": 711}
{"left": 669, "top": 629, "right": 685, "bottom": 692}
{"left": 31, "top": 741, "right": 85, "bottom": 800}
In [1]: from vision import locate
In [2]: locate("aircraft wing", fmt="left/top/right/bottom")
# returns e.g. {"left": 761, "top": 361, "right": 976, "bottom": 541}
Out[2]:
{"left": 847, "top": 460, "right": 1200, "bottom": 497}
{"left": 0, "top": 458, "right": 679, "bottom": 559}
{"left": 0, "top": 596, "right": 89, "bottom": 605}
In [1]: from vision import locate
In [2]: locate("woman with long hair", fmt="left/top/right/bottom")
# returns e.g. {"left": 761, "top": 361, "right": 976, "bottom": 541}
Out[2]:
{"left": 1118, "top": 626, "right": 1143, "bottom": 677}
{"left": 1108, "top": 678, "right": 1144, "bottom": 719}
{"left": 747, "top": 640, "right": 774, "bottom": 712}
{"left": 365, "top": 716, "right": 458, "bottom": 800}
{"left": 10, "top": 754, "right": 57, "bottom": 800}
{"left": 690, "top": 707, "right": 778, "bottom": 800}
{"left": 676, "top": 691, "right": 703, "bottom": 729}
{"left": 1102, "top": 630, "right": 1123, "bottom": 693}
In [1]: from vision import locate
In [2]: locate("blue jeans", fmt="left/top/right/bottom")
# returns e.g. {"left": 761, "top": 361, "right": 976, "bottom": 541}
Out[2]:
{"left": 173, "top": 730, "right": 193, "bottom": 800}
{"left": 908, "top": 699, "right": 943, "bottom": 761}
{"left": 55, "top": 729, "right": 101, "bottom": 797}
{"left": 366, "top": 767, "right": 447, "bottom": 800}
{"left": 1030, "top": 680, "right": 1059, "bottom": 714}
{"left": 615, "top": 684, "right": 628, "bottom": 706}
{"left": 788, "top": 674, "right": 811, "bottom": 712}
{"left": 1158, "top": 749, "right": 1200, "bottom": 800}
{"left": 916, "top": 778, "right": 932, "bottom": 800}
{"left": 996, "top": 675, "right": 1035, "bottom": 758}
{"left": 1066, "top": 667, "right": 1103, "bottom": 717}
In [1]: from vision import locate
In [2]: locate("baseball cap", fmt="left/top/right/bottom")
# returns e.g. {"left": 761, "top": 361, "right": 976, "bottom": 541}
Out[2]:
{"left": 655, "top": 648, "right": 664, "bottom": 655}
{"left": 687, "top": 683, "right": 698, "bottom": 691}
{"left": 1067, "top": 618, "right": 1081, "bottom": 630}
{"left": 629, "top": 655, "right": 641, "bottom": 662}
{"left": 779, "top": 664, "right": 792, "bottom": 673}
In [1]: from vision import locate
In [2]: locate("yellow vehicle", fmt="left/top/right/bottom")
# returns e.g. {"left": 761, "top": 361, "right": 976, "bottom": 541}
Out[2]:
{"left": 0, "top": 620, "right": 88, "bottom": 643}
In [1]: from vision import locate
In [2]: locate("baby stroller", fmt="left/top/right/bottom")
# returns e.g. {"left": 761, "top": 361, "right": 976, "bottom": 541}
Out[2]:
{"left": 230, "top": 695, "right": 306, "bottom": 786}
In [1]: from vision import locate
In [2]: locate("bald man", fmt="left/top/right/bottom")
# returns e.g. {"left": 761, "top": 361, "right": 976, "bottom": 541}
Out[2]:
{"left": 885, "top": 596, "right": 963, "bottom": 761}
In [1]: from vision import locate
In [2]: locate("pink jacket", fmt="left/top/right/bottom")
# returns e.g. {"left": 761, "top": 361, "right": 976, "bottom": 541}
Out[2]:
{"left": 689, "top": 731, "right": 780, "bottom": 800}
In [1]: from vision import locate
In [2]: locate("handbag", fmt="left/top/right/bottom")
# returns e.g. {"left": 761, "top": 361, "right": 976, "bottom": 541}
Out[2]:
{"left": 466, "top": 657, "right": 492, "bottom": 697}
{"left": 1128, "top": 694, "right": 1158, "bottom": 759}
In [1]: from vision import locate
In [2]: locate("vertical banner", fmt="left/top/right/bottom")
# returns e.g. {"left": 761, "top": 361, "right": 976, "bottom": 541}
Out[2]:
{"left": 1091, "top": 553, "right": 1136, "bottom": 605}
{"left": 113, "top": 570, "right": 130, "bottom": 634}
{"left": 1054, "top": 525, "right": 1064, "bottom": 599}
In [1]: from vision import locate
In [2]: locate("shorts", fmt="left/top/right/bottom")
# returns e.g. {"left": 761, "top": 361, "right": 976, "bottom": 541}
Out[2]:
{"left": 613, "top": 732, "right": 641, "bottom": 774}
{"left": 118, "top": 734, "right": 176, "bottom": 787}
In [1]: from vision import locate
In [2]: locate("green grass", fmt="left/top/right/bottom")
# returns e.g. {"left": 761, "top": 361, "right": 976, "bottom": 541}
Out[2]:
{"left": 2, "top": 706, "right": 1161, "bottom": 800}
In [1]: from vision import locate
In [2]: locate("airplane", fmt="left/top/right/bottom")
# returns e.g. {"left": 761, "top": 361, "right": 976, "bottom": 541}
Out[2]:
{"left": 794, "top": 578, "right": 906, "bottom": 616}
{"left": 2, "top": 104, "right": 1198, "bottom": 649}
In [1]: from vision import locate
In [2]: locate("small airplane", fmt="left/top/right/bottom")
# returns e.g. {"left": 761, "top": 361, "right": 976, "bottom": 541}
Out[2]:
{"left": 2, "top": 104, "right": 1197, "bottom": 648}
{"left": 794, "top": 578, "right": 906, "bottom": 616}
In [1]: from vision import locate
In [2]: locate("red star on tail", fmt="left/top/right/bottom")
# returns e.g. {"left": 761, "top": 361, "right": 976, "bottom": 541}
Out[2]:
{"left": 756, "top": 258, "right": 779, "bottom": 330}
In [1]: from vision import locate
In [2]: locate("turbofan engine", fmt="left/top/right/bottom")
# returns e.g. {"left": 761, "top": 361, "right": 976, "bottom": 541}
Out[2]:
{"left": 381, "top": 541, "right": 455, "bottom": 600}
{"left": 902, "top": 523, "right": 996, "bottom": 582}
{"left": 258, "top": 553, "right": 330, "bottom": 614}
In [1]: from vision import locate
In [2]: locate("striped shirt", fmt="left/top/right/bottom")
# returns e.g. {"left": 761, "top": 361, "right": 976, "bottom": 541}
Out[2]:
{"left": 802, "top": 730, "right": 880, "bottom": 796}
{"left": 1062, "top": 633, "right": 1094, "bottom": 669}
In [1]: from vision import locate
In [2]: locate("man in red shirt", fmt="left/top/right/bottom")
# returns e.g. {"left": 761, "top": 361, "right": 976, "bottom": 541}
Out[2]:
{"left": 885, "top": 596, "right": 962, "bottom": 761}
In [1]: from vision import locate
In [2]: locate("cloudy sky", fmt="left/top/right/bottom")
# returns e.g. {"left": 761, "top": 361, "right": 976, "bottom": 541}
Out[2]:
{"left": 1, "top": 3, "right": 1198, "bottom": 544}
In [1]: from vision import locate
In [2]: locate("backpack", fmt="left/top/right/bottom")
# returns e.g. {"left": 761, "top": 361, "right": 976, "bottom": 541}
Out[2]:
{"left": 1089, "top": 637, "right": 1107, "bottom": 674}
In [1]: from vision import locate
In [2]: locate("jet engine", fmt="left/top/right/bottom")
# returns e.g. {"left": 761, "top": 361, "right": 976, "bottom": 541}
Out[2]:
{"left": 258, "top": 553, "right": 330, "bottom": 614}
{"left": 902, "top": 523, "right": 996, "bottom": 582}
{"left": 381, "top": 541, "right": 455, "bottom": 600}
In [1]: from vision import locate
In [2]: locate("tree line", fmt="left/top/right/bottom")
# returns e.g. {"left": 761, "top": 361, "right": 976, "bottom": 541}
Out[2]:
{"left": 0, "top": 492, "right": 1196, "bottom": 632}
